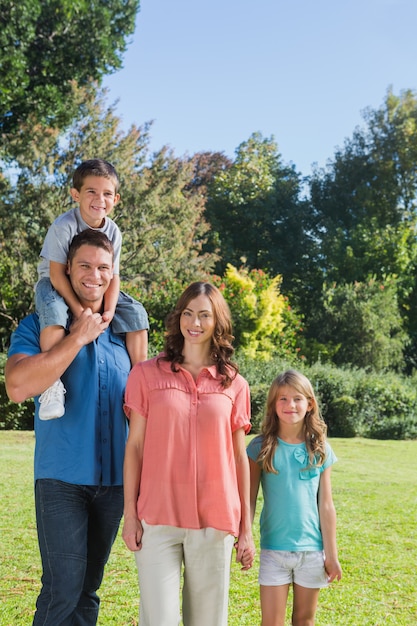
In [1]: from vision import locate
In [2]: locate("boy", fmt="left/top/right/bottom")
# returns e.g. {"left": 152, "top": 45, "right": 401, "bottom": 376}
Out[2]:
{"left": 35, "top": 159, "right": 149, "bottom": 419}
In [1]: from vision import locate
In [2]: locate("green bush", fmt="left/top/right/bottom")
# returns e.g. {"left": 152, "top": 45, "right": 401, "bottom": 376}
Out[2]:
{"left": 307, "top": 363, "right": 360, "bottom": 437}
{"left": 313, "top": 277, "right": 407, "bottom": 372}
{"left": 2, "top": 349, "right": 417, "bottom": 440}
{"left": 354, "top": 372, "right": 417, "bottom": 429}
{"left": 247, "top": 383, "right": 269, "bottom": 433}
{"left": 324, "top": 395, "right": 358, "bottom": 438}
{"left": 241, "top": 358, "right": 417, "bottom": 440}
{"left": 367, "top": 416, "right": 417, "bottom": 439}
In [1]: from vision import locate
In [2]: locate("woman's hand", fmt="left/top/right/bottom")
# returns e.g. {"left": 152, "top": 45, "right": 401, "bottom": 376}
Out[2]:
{"left": 234, "top": 529, "right": 256, "bottom": 571}
{"left": 122, "top": 515, "right": 143, "bottom": 552}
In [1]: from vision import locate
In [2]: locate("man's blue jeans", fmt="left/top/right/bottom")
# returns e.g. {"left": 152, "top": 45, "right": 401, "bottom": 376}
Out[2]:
{"left": 33, "top": 479, "right": 124, "bottom": 626}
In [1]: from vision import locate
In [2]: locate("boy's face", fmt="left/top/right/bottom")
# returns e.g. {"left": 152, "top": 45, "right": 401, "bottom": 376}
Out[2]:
{"left": 70, "top": 175, "right": 120, "bottom": 228}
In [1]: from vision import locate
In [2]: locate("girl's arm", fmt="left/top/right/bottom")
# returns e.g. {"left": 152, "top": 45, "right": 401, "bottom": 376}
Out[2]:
{"left": 249, "top": 457, "right": 261, "bottom": 526}
{"left": 233, "top": 427, "right": 256, "bottom": 570}
{"left": 50, "top": 260, "right": 84, "bottom": 318}
{"left": 122, "top": 410, "right": 147, "bottom": 552}
{"left": 318, "top": 466, "right": 342, "bottom": 582}
{"left": 102, "top": 273, "right": 120, "bottom": 323}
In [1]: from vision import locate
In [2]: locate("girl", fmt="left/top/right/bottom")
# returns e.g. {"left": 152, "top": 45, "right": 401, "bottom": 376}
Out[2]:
{"left": 122, "top": 282, "right": 255, "bottom": 626}
{"left": 247, "top": 369, "right": 342, "bottom": 626}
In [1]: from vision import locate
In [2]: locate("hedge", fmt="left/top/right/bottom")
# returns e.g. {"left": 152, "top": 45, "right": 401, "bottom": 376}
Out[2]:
{"left": 1, "top": 353, "right": 417, "bottom": 439}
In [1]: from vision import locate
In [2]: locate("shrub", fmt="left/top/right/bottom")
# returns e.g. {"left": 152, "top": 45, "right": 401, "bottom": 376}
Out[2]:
{"left": 367, "top": 416, "right": 417, "bottom": 440}
{"left": 325, "top": 395, "right": 358, "bottom": 438}
{"left": 314, "top": 277, "right": 407, "bottom": 372}
{"left": 2, "top": 333, "right": 417, "bottom": 439}
{"left": 123, "top": 278, "right": 186, "bottom": 355}
{"left": 308, "top": 363, "right": 417, "bottom": 440}
{"left": 213, "top": 266, "right": 303, "bottom": 361}
{"left": 247, "top": 383, "right": 269, "bottom": 433}
{"left": 354, "top": 372, "right": 417, "bottom": 438}
{"left": 307, "top": 362, "right": 359, "bottom": 437}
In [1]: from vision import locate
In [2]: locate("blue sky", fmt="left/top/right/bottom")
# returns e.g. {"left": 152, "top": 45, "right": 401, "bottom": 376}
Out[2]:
{"left": 103, "top": 0, "right": 417, "bottom": 177}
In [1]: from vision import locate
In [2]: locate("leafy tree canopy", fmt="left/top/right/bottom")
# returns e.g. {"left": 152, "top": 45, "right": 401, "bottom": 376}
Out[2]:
{"left": 308, "top": 88, "right": 417, "bottom": 288}
{"left": 305, "top": 277, "right": 407, "bottom": 372}
{"left": 304, "top": 88, "right": 417, "bottom": 369}
{"left": 204, "top": 132, "right": 306, "bottom": 280}
{"left": 0, "top": 0, "right": 139, "bottom": 138}
{"left": 0, "top": 88, "right": 216, "bottom": 348}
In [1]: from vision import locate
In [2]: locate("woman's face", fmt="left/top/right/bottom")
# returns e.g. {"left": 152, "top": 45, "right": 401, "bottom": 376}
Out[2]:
{"left": 180, "top": 294, "right": 216, "bottom": 347}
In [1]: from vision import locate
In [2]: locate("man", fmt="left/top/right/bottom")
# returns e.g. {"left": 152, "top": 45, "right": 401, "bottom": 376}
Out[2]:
{"left": 6, "top": 229, "right": 137, "bottom": 625}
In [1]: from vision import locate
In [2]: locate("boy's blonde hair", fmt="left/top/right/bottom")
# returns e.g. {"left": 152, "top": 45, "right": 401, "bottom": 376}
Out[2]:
{"left": 72, "top": 159, "right": 120, "bottom": 193}
{"left": 256, "top": 369, "right": 327, "bottom": 473}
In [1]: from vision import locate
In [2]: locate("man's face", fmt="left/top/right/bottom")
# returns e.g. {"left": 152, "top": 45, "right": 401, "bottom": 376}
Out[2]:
{"left": 67, "top": 244, "right": 114, "bottom": 310}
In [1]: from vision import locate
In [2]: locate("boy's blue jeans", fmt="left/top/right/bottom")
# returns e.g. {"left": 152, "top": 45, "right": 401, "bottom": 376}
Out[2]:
{"left": 33, "top": 479, "right": 123, "bottom": 626}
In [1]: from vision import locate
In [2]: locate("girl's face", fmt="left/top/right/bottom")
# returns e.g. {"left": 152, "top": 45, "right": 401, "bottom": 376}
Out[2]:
{"left": 275, "top": 384, "right": 311, "bottom": 426}
{"left": 180, "top": 294, "right": 216, "bottom": 347}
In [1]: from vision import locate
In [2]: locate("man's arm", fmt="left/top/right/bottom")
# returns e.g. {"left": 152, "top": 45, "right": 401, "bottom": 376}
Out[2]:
{"left": 5, "top": 309, "right": 107, "bottom": 403}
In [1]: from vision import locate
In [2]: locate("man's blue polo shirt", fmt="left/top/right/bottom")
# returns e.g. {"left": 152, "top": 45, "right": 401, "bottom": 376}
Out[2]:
{"left": 8, "top": 314, "right": 130, "bottom": 486}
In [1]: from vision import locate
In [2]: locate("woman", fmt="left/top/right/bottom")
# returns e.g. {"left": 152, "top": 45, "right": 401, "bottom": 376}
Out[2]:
{"left": 122, "top": 282, "right": 255, "bottom": 626}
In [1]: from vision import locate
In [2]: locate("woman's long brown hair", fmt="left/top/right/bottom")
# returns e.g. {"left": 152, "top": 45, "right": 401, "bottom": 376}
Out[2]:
{"left": 159, "top": 282, "right": 239, "bottom": 388}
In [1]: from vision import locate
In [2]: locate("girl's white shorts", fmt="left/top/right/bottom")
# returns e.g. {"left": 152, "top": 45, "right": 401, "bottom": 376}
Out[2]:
{"left": 259, "top": 549, "right": 329, "bottom": 589}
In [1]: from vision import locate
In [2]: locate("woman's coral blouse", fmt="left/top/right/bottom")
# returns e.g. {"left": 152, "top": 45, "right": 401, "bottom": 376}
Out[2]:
{"left": 124, "top": 356, "right": 251, "bottom": 536}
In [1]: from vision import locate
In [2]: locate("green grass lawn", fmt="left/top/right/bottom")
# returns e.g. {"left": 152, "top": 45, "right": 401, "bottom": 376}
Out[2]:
{"left": 0, "top": 432, "right": 416, "bottom": 625}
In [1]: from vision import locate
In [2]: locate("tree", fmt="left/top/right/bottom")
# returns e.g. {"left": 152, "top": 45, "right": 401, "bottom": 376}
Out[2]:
{"left": 308, "top": 90, "right": 417, "bottom": 288}
{"left": 0, "top": 0, "right": 139, "bottom": 138}
{"left": 308, "top": 277, "right": 407, "bottom": 372}
{"left": 204, "top": 132, "right": 307, "bottom": 287}
{"left": 212, "top": 265, "right": 303, "bottom": 361}
{"left": 0, "top": 88, "right": 217, "bottom": 348}
{"left": 184, "top": 151, "right": 233, "bottom": 197}
{"left": 118, "top": 146, "right": 216, "bottom": 284}
{"left": 127, "top": 265, "right": 304, "bottom": 360}
{"left": 305, "top": 88, "right": 417, "bottom": 368}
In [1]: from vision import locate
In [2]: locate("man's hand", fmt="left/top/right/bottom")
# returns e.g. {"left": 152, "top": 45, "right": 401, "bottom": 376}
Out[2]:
{"left": 69, "top": 308, "right": 109, "bottom": 346}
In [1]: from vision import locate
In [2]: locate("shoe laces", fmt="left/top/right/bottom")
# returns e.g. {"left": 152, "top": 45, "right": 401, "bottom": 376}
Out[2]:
{"left": 40, "top": 381, "right": 66, "bottom": 404}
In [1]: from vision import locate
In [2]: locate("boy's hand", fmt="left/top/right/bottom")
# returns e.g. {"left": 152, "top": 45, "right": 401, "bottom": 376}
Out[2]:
{"left": 101, "top": 310, "right": 114, "bottom": 328}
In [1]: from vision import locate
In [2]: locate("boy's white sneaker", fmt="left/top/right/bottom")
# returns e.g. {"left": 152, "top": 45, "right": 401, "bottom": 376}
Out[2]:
{"left": 39, "top": 380, "right": 66, "bottom": 420}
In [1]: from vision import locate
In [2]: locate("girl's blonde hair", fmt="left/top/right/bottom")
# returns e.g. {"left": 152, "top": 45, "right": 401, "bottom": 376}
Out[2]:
{"left": 257, "top": 369, "right": 327, "bottom": 473}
